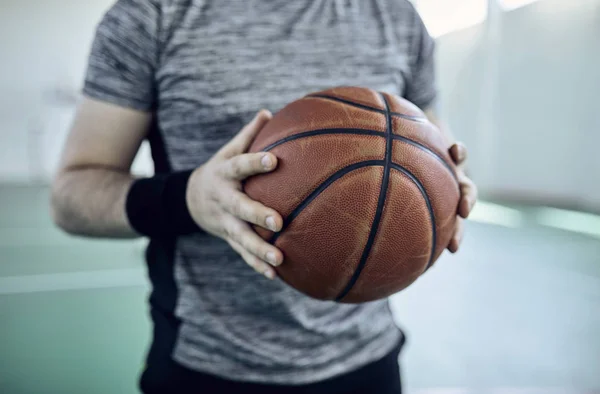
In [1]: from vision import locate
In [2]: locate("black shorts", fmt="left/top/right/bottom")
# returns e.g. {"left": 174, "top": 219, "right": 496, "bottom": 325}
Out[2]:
{"left": 140, "top": 341, "right": 403, "bottom": 394}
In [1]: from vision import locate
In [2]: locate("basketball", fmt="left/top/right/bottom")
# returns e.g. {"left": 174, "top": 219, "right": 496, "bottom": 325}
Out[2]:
{"left": 244, "top": 87, "right": 460, "bottom": 303}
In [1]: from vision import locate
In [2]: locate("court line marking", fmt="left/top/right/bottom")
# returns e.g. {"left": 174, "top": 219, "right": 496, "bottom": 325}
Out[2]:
{"left": 535, "top": 207, "right": 600, "bottom": 239}
{"left": 0, "top": 268, "right": 147, "bottom": 295}
{"left": 1, "top": 202, "right": 598, "bottom": 295}
{"left": 468, "top": 201, "right": 524, "bottom": 228}
{"left": 0, "top": 230, "right": 148, "bottom": 248}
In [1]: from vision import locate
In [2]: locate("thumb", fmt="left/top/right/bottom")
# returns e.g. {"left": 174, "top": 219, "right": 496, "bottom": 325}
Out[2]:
{"left": 219, "top": 110, "right": 272, "bottom": 158}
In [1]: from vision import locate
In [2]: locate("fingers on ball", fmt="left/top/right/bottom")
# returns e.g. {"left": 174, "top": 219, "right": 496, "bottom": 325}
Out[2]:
{"left": 222, "top": 191, "right": 282, "bottom": 232}
{"left": 448, "top": 218, "right": 464, "bottom": 253}
{"left": 229, "top": 239, "right": 277, "bottom": 279}
{"left": 224, "top": 218, "right": 283, "bottom": 267}
{"left": 450, "top": 143, "right": 467, "bottom": 164}
{"left": 222, "top": 153, "right": 277, "bottom": 180}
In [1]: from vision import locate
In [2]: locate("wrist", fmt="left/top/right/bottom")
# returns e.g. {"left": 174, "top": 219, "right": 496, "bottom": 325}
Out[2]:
{"left": 126, "top": 170, "right": 201, "bottom": 237}
{"left": 185, "top": 166, "right": 205, "bottom": 226}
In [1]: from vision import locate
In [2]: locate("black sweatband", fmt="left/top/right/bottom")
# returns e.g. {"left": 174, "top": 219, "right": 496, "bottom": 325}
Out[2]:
{"left": 126, "top": 170, "right": 201, "bottom": 237}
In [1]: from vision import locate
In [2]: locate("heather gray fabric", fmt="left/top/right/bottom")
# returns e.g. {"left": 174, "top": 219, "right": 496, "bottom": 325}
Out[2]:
{"left": 84, "top": 0, "right": 437, "bottom": 384}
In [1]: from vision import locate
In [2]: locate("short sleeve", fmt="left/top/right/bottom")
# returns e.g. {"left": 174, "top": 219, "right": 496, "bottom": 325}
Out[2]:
{"left": 83, "top": 0, "right": 160, "bottom": 112}
{"left": 403, "top": 11, "right": 437, "bottom": 110}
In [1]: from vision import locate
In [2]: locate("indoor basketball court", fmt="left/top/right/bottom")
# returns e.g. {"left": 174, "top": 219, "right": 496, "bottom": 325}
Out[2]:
{"left": 1, "top": 0, "right": 599, "bottom": 393}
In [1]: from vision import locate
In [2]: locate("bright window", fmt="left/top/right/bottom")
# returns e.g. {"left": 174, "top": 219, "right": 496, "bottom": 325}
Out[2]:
{"left": 413, "top": 0, "right": 488, "bottom": 37}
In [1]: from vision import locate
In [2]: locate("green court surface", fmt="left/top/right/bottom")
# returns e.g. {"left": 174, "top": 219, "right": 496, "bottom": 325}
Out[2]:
{"left": 1, "top": 185, "right": 599, "bottom": 393}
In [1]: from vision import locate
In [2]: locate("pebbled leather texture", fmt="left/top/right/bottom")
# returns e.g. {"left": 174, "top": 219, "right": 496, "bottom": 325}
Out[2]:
{"left": 274, "top": 166, "right": 383, "bottom": 300}
{"left": 381, "top": 91, "right": 427, "bottom": 118}
{"left": 252, "top": 97, "right": 387, "bottom": 151}
{"left": 342, "top": 169, "right": 433, "bottom": 303}
{"left": 245, "top": 87, "right": 459, "bottom": 302}
{"left": 310, "top": 86, "right": 387, "bottom": 111}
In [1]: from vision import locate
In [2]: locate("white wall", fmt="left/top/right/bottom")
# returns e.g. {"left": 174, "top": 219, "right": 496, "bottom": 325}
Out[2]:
{"left": 492, "top": 0, "right": 600, "bottom": 210}
{"left": 435, "top": 0, "right": 600, "bottom": 211}
{"left": 1, "top": 0, "right": 598, "bottom": 210}
{"left": 0, "top": 0, "right": 108, "bottom": 181}
{"left": 0, "top": 0, "right": 152, "bottom": 182}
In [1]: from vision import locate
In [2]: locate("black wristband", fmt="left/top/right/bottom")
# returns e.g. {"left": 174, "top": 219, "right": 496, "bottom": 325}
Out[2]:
{"left": 126, "top": 170, "right": 201, "bottom": 237}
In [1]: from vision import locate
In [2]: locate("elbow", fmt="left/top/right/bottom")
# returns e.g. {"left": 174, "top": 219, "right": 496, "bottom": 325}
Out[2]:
{"left": 49, "top": 198, "right": 70, "bottom": 234}
{"left": 49, "top": 173, "right": 80, "bottom": 235}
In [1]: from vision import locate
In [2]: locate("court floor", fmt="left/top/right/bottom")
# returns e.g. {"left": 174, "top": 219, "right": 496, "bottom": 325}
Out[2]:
{"left": 1, "top": 185, "right": 599, "bottom": 394}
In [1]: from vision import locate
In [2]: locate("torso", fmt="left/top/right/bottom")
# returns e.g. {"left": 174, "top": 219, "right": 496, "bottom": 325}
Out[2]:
{"left": 149, "top": 0, "right": 423, "bottom": 384}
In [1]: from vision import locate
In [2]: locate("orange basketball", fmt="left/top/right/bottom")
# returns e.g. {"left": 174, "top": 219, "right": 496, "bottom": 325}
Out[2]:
{"left": 244, "top": 87, "right": 460, "bottom": 303}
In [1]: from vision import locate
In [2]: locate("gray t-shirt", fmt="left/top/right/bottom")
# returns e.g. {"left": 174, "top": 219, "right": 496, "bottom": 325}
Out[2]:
{"left": 84, "top": 0, "right": 437, "bottom": 385}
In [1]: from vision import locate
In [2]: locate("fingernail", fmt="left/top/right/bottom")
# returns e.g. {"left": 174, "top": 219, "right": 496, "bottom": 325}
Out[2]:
{"left": 265, "top": 270, "right": 275, "bottom": 280}
{"left": 266, "top": 216, "right": 277, "bottom": 231}
{"left": 458, "top": 146, "right": 466, "bottom": 161}
{"left": 261, "top": 155, "right": 272, "bottom": 169}
{"left": 266, "top": 252, "right": 278, "bottom": 265}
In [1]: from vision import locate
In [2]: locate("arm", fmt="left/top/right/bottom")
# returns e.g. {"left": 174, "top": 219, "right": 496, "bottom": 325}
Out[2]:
{"left": 50, "top": 0, "right": 159, "bottom": 237}
{"left": 51, "top": 98, "right": 284, "bottom": 277}
{"left": 51, "top": 98, "right": 149, "bottom": 238}
{"left": 51, "top": 0, "right": 283, "bottom": 279}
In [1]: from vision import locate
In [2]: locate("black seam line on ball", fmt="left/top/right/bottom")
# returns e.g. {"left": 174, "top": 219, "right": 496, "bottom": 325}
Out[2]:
{"left": 262, "top": 128, "right": 385, "bottom": 151}
{"left": 260, "top": 128, "right": 456, "bottom": 182}
{"left": 392, "top": 135, "right": 457, "bottom": 181}
{"left": 390, "top": 164, "right": 437, "bottom": 271}
{"left": 269, "top": 160, "right": 385, "bottom": 245}
{"left": 334, "top": 93, "right": 394, "bottom": 302}
{"left": 307, "top": 94, "right": 427, "bottom": 123}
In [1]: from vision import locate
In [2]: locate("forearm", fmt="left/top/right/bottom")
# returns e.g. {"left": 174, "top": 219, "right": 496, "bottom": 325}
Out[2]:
{"left": 51, "top": 168, "right": 138, "bottom": 238}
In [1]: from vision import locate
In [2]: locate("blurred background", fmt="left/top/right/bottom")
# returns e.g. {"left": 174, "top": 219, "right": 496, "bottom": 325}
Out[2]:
{"left": 0, "top": 0, "right": 599, "bottom": 393}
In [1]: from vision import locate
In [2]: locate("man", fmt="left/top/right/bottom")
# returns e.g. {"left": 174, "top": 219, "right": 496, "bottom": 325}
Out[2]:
{"left": 51, "top": 0, "right": 477, "bottom": 393}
